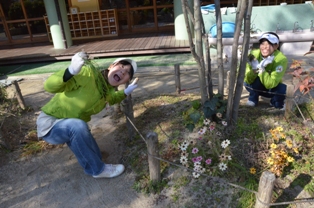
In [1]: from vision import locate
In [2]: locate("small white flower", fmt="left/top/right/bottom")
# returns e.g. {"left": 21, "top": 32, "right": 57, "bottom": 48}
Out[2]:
{"left": 221, "top": 139, "right": 231, "bottom": 149}
{"left": 222, "top": 121, "right": 227, "bottom": 126}
{"left": 194, "top": 166, "right": 201, "bottom": 172}
{"left": 180, "top": 145, "right": 187, "bottom": 151}
{"left": 180, "top": 141, "right": 189, "bottom": 151}
{"left": 190, "top": 140, "right": 196, "bottom": 145}
{"left": 194, "top": 161, "right": 201, "bottom": 166}
{"left": 216, "top": 131, "right": 222, "bottom": 136}
{"left": 218, "top": 162, "right": 228, "bottom": 171}
{"left": 219, "top": 153, "right": 227, "bottom": 161}
{"left": 181, "top": 151, "right": 189, "bottom": 157}
{"left": 182, "top": 140, "right": 189, "bottom": 147}
{"left": 203, "top": 118, "right": 210, "bottom": 125}
{"left": 192, "top": 172, "right": 200, "bottom": 178}
{"left": 227, "top": 155, "right": 232, "bottom": 160}
{"left": 180, "top": 156, "right": 188, "bottom": 164}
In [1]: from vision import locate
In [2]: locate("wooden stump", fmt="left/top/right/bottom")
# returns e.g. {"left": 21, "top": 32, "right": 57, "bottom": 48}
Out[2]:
{"left": 12, "top": 80, "right": 26, "bottom": 110}
{"left": 123, "top": 82, "right": 135, "bottom": 140}
{"left": 123, "top": 95, "right": 135, "bottom": 140}
{"left": 174, "top": 64, "right": 181, "bottom": 94}
{"left": 255, "top": 171, "right": 276, "bottom": 208}
{"left": 146, "top": 132, "right": 161, "bottom": 182}
{"left": 285, "top": 84, "right": 294, "bottom": 118}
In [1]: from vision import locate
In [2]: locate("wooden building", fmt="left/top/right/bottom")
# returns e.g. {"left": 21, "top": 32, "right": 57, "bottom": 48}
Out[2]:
{"left": 0, "top": 0, "right": 308, "bottom": 47}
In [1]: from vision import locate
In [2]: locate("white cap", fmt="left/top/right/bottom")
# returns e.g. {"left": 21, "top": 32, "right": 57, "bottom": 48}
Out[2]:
{"left": 113, "top": 58, "right": 137, "bottom": 73}
{"left": 259, "top": 33, "right": 279, "bottom": 44}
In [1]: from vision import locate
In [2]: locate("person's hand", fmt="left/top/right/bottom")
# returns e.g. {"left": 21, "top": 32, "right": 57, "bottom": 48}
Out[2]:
{"left": 262, "top": 55, "right": 274, "bottom": 67}
{"left": 249, "top": 59, "right": 259, "bottom": 70}
{"left": 124, "top": 79, "right": 138, "bottom": 95}
{"left": 257, "top": 55, "right": 274, "bottom": 74}
{"left": 68, "top": 52, "right": 88, "bottom": 75}
{"left": 257, "top": 55, "right": 274, "bottom": 70}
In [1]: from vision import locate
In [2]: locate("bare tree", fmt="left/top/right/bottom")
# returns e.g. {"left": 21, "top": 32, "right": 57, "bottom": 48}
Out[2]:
{"left": 214, "top": 0, "right": 224, "bottom": 96}
{"left": 226, "top": 0, "right": 253, "bottom": 125}
{"left": 181, "top": 0, "right": 211, "bottom": 104}
{"left": 181, "top": 0, "right": 253, "bottom": 125}
{"left": 231, "top": 0, "right": 254, "bottom": 122}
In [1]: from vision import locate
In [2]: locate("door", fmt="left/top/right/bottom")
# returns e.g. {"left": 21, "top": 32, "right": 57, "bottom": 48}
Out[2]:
{"left": 0, "top": 3, "right": 9, "bottom": 44}
{"left": 0, "top": 0, "right": 48, "bottom": 46}
{"left": 103, "top": 0, "right": 174, "bottom": 34}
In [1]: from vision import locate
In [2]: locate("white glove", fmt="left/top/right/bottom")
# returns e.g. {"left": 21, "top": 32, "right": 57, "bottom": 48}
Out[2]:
{"left": 124, "top": 79, "right": 138, "bottom": 95}
{"left": 68, "top": 52, "right": 88, "bottom": 75}
{"left": 257, "top": 55, "right": 274, "bottom": 74}
{"left": 256, "top": 55, "right": 274, "bottom": 75}
{"left": 249, "top": 59, "right": 259, "bottom": 71}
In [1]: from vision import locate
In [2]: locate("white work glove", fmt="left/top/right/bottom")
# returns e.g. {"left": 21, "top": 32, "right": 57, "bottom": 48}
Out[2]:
{"left": 249, "top": 59, "right": 259, "bottom": 71}
{"left": 257, "top": 55, "right": 274, "bottom": 74}
{"left": 68, "top": 52, "right": 88, "bottom": 75}
{"left": 124, "top": 79, "right": 138, "bottom": 96}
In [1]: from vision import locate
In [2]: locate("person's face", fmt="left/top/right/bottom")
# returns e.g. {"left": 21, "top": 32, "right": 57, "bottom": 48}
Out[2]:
{"left": 107, "top": 62, "right": 131, "bottom": 87}
{"left": 259, "top": 40, "right": 278, "bottom": 57}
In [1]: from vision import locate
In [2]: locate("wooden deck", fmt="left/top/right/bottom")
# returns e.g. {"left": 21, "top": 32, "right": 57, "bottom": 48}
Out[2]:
{"left": 0, "top": 32, "right": 190, "bottom": 65}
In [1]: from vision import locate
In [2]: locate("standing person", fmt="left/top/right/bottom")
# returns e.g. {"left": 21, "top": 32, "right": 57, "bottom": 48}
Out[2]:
{"left": 244, "top": 32, "right": 288, "bottom": 109}
{"left": 36, "top": 52, "right": 138, "bottom": 178}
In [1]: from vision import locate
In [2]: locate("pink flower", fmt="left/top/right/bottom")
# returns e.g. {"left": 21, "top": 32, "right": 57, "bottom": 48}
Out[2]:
{"left": 196, "top": 156, "right": 203, "bottom": 162}
{"left": 205, "top": 158, "right": 212, "bottom": 165}
{"left": 222, "top": 121, "right": 227, "bottom": 126}
{"left": 192, "top": 147, "right": 199, "bottom": 154}
{"left": 192, "top": 157, "right": 198, "bottom": 163}
{"left": 209, "top": 125, "right": 215, "bottom": 131}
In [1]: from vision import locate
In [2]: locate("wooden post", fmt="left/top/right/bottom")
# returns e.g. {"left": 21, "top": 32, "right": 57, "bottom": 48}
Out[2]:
{"left": 114, "top": 87, "right": 121, "bottom": 113}
{"left": 255, "top": 171, "right": 276, "bottom": 208}
{"left": 174, "top": 64, "right": 181, "bottom": 94}
{"left": 12, "top": 80, "right": 26, "bottom": 110}
{"left": 123, "top": 82, "right": 135, "bottom": 140}
{"left": 123, "top": 95, "right": 135, "bottom": 140}
{"left": 146, "top": 132, "right": 161, "bottom": 182}
{"left": 285, "top": 84, "right": 294, "bottom": 118}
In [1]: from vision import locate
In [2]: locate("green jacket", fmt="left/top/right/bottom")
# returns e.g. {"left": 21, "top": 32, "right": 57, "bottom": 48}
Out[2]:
{"left": 41, "top": 66, "right": 126, "bottom": 122}
{"left": 244, "top": 49, "right": 288, "bottom": 89}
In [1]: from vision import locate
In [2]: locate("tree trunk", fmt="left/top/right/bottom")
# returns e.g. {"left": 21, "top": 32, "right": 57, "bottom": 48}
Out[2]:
{"left": 194, "top": 0, "right": 208, "bottom": 104}
{"left": 181, "top": 0, "right": 208, "bottom": 104}
{"left": 214, "top": 0, "right": 224, "bottom": 96}
{"left": 226, "top": 0, "right": 246, "bottom": 125}
{"left": 232, "top": 0, "right": 254, "bottom": 122}
{"left": 204, "top": 34, "right": 214, "bottom": 99}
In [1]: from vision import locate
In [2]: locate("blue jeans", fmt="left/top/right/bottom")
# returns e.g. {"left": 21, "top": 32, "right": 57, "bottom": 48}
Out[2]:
{"left": 43, "top": 118, "right": 105, "bottom": 176}
{"left": 244, "top": 77, "right": 286, "bottom": 108}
